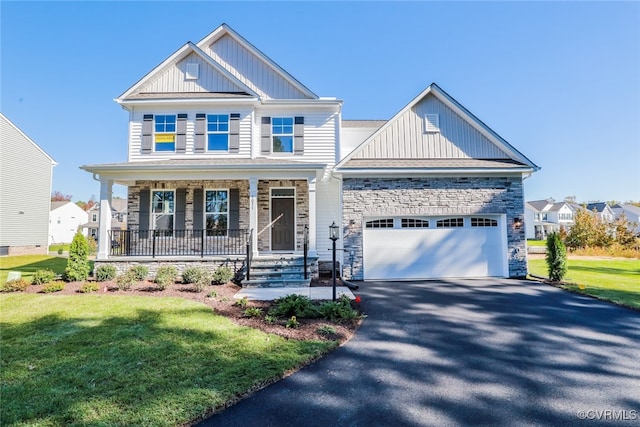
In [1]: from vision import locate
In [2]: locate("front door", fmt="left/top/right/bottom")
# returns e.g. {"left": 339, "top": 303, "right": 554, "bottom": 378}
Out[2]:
{"left": 271, "top": 195, "right": 295, "bottom": 251}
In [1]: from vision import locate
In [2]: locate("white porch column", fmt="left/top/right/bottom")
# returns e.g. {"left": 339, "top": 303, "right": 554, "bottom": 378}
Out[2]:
{"left": 249, "top": 177, "right": 259, "bottom": 257}
{"left": 97, "top": 179, "right": 113, "bottom": 260}
{"left": 307, "top": 176, "right": 317, "bottom": 257}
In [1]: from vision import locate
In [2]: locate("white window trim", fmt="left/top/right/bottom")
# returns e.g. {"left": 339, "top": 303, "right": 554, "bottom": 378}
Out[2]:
{"left": 185, "top": 63, "right": 199, "bottom": 80}
{"left": 271, "top": 117, "right": 295, "bottom": 155}
{"left": 154, "top": 114, "right": 177, "bottom": 153}
{"left": 206, "top": 114, "right": 230, "bottom": 152}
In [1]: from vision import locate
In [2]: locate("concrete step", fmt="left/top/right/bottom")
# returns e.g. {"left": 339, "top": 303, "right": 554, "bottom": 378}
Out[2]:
{"left": 242, "top": 278, "right": 311, "bottom": 288}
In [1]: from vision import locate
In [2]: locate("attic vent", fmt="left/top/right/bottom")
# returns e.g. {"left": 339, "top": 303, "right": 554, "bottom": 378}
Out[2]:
{"left": 185, "top": 63, "right": 199, "bottom": 80}
{"left": 424, "top": 113, "right": 440, "bottom": 133}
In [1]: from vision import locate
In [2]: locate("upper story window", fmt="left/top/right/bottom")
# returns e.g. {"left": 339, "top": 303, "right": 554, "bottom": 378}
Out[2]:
{"left": 559, "top": 213, "right": 573, "bottom": 221}
{"left": 154, "top": 115, "right": 176, "bottom": 152}
{"left": 205, "top": 190, "right": 228, "bottom": 236}
{"left": 91, "top": 213, "right": 97, "bottom": 222}
{"left": 207, "top": 115, "right": 229, "bottom": 151}
{"left": 152, "top": 190, "right": 174, "bottom": 233}
{"left": 272, "top": 117, "right": 294, "bottom": 153}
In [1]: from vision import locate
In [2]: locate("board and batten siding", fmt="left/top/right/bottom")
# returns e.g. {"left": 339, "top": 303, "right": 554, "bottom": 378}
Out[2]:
{"left": 0, "top": 114, "right": 54, "bottom": 253}
{"left": 139, "top": 53, "right": 245, "bottom": 94}
{"left": 203, "top": 34, "right": 310, "bottom": 100}
{"left": 129, "top": 108, "right": 253, "bottom": 161}
{"left": 354, "top": 94, "right": 510, "bottom": 160}
{"left": 315, "top": 179, "right": 341, "bottom": 262}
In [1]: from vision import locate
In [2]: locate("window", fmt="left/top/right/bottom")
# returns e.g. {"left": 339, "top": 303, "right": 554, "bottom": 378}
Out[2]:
{"left": 154, "top": 115, "right": 176, "bottom": 151}
{"left": 559, "top": 213, "right": 573, "bottom": 221}
{"left": 402, "top": 218, "right": 429, "bottom": 228}
{"left": 436, "top": 218, "right": 464, "bottom": 228}
{"left": 205, "top": 190, "right": 228, "bottom": 236}
{"left": 365, "top": 219, "right": 394, "bottom": 229}
{"left": 207, "top": 114, "right": 229, "bottom": 151}
{"left": 152, "top": 190, "right": 174, "bottom": 234}
{"left": 91, "top": 213, "right": 97, "bottom": 222}
{"left": 272, "top": 117, "right": 293, "bottom": 152}
{"left": 471, "top": 217, "right": 498, "bottom": 227}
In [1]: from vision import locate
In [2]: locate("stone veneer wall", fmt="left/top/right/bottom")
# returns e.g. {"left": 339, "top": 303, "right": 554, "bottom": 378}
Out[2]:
{"left": 93, "top": 257, "right": 245, "bottom": 278}
{"left": 341, "top": 176, "right": 527, "bottom": 280}
{"left": 257, "top": 180, "right": 309, "bottom": 252}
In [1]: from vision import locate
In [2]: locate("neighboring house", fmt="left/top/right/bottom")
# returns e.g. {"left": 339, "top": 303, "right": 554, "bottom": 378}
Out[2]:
{"left": 83, "top": 198, "right": 127, "bottom": 240}
{"left": 49, "top": 201, "right": 88, "bottom": 245}
{"left": 81, "top": 24, "right": 538, "bottom": 282}
{"left": 0, "top": 113, "right": 57, "bottom": 255}
{"left": 584, "top": 202, "right": 615, "bottom": 223}
{"left": 612, "top": 204, "right": 640, "bottom": 235}
{"left": 524, "top": 199, "right": 575, "bottom": 240}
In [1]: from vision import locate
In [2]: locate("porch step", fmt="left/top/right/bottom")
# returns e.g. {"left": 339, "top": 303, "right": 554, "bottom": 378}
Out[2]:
{"left": 242, "top": 255, "right": 314, "bottom": 288}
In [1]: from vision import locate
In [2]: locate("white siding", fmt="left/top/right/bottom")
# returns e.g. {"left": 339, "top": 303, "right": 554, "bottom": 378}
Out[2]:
{"left": 204, "top": 34, "right": 309, "bottom": 100}
{"left": 355, "top": 94, "right": 510, "bottom": 159}
{"left": 315, "top": 179, "right": 341, "bottom": 262}
{"left": 0, "top": 115, "right": 54, "bottom": 250}
{"left": 49, "top": 203, "right": 88, "bottom": 244}
{"left": 140, "top": 53, "right": 245, "bottom": 94}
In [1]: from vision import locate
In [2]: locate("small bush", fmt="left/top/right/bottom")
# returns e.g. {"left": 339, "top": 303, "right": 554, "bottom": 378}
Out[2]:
{"left": 316, "top": 325, "right": 337, "bottom": 337}
{"left": 154, "top": 265, "right": 178, "bottom": 290}
{"left": 87, "top": 237, "right": 97, "bottom": 255}
{"left": 269, "top": 294, "right": 319, "bottom": 318}
{"left": 32, "top": 269, "right": 57, "bottom": 285}
{"left": 264, "top": 315, "right": 276, "bottom": 324}
{"left": 234, "top": 297, "right": 249, "bottom": 308}
{"left": 42, "top": 281, "right": 65, "bottom": 293}
{"left": 286, "top": 316, "right": 299, "bottom": 329}
{"left": 182, "top": 267, "right": 210, "bottom": 284}
{"left": 1, "top": 279, "right": 30, "bottom": 292}
{"left": 79, "top": 282, "right": 99, "bottom": 293}
{"left": 64, "top": 231, "right": 91, "bottom": 281}
{"left": 317, "top": 295, "right": 358, "bottom": 322}
{"left": 206, "top": 290, "right": 218, "bottom": 298}
{"left": 95, "top": 265, "right": 117, "bottom": 282}
{"left": 115, "top": 272, "right": 137, "bottom": 291}
{"left": 57, "top": 248, "right": 63, "bottom": 255}
{"left": 128, "top": 265, "right": 149, "bottom": 281}
{"left": 243, "top": 307, "right": 263, "bottom": 318}
{"left": 546, "top": 232, "right": 568, "bottom": 282}
{"left": 212, "top": 266, "right": 234, "bottom": 285}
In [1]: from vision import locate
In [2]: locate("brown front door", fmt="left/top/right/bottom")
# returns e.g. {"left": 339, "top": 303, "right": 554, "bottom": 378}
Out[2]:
{"left": 271, "top": 197, "right": 295, "bottom": 251}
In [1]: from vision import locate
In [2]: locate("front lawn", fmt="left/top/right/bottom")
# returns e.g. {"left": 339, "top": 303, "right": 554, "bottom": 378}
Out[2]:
{"left": 0, "top": 294, "right": 336, "bottom": 426}
{"left": 527, "top": 239, "right": 546, "bottom": 247}
{"left": 0, "top": 255, "right": 69, "bottom": 284}
{"left": 528, "top": 258, "right": 640, "bottom": 310}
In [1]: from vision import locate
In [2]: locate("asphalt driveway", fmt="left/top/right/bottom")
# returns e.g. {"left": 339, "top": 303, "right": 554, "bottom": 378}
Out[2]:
{"left": 196, "top": 279, "right": 640, "bottom": 426}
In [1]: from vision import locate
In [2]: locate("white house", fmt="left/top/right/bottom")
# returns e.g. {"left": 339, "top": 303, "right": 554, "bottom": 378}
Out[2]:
{"left": 81, "top": 24, "right": 538, "bottom": 283}
{"left": 584, "top": 202, "right": 615, "bottom": 223}
{"left": 612, "top": 204, "right": 640, "bottom": 235}
{"left": 49, "top": 201, "right": 88, "bottom": 245}
{"left": 83, "top": 198, "right": 127, "bottom": 240}
{"left": 0, "top": 113, "right": 57, "bottom": 255}
{"left": 525, "top": 200, "right": 575, "bottom": 240}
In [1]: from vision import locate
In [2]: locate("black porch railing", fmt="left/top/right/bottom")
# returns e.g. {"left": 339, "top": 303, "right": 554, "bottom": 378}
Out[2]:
{"left": 109, "top": 229, "right": 250, "bottom": 257}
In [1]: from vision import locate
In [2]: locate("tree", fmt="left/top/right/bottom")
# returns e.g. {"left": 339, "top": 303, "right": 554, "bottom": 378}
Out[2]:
{"left": 51, "top": 191, "right": 72, "bottom": 201}
{"left": 565, "top": 209, "right": 611, "bottom": 249}
{"left": 546, "top": 232, "right": 567, "bottom": 282}
{"left": 64, "top": 230, "right": 91, "bottom": 281}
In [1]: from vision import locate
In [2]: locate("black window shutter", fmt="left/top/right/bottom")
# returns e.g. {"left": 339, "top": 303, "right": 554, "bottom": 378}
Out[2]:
{"left": 142, "top": 115, "right": 153, "bottom": 154}
{"left": 261, "top": 116, "right": 271, "bottom": 155}
{"left": 294, "top": 116, "right": 304, "bottom": 154}
{"left": 229, "top": 113, "right": 240, "bottom": 153}
{"left": 193, "top": 188, "right": 203, "bottom": 230}
{"left": 195, "top": 114, "right": 206, "bottom": 153}
{"left": 176, "top": 114, "right": 187, "bottom": 153}
{"left": 139, "top": 189, "right": 150, "bottom": 238}
{"left": 229, "top": 188, "right": 240, "bottom": 236}
{"left": 175, "top": 188, "right": 186, "bottom": 231}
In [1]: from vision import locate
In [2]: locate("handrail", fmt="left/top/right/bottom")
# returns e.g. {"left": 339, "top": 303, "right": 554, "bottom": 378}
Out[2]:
{"left": 257, "top": 213, "right": 283, "bottom": 237}
{"left": 246, "top": 229, "right": 253, "bottom": 281}
{"left": 303, "top": 224, "right": 309, "bottom": 280}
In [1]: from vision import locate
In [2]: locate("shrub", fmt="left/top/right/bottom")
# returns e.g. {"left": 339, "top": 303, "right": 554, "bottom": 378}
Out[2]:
{"left": 206, "top": 290, "right": 218, "bottom": 298}
{"left": 212, "top": 266, "right": 234, "bottom": 285}
{"left": 234, "top": 297, "right": 249, "bottom": 308}
{"left": 286, "top": 316, "right": 299, "bottom": 329}
{"left": 317, "top": 295, "right": 358, "bottom": 322}
{"left": 546, "top": 232, "right": 568, "bottom": 282}
{"left": 1, "top": 279, "right": 29, "bottom": 292}
{"left": 115, "top": 272, "right": 137, "bottom": 291}
{"left": 95, "top": 265, "right": 117, "bottom": 282}
{"left": 57, "top": 248, "right": 63, "bottom": 255}
{"left": 182, "top": 267, "right": 211, "bottom": 284}
{"left": 128, "top": 265, "right": 149, "bottom": 281}
{"left": 32, "top": 269, "right": 57, "bottom": 285}
{"left": 79, "top": 282, "right": 99, "bottom": 293}
{"left": 64, "top": 231, "right": 91, "bottom": 281}
{"left": 269, "top": 294, "right": 319, "bottom": 318}
{"left": 154, "top": 266, "right": 178, "bottom": 290}
{"left": 316, "top": 325, "right": 337, "bottom": 337}
{"left": 42, "top": 281, "right": 65, "bottom": 293}
{"left": 87, "top": 237, "right": 97, "bottom": 255}
{"left": 243, "top": 307, "right": 263, "bottom": 318}
{"left": 264, "top": 315, "right": 276, "bottom": 324}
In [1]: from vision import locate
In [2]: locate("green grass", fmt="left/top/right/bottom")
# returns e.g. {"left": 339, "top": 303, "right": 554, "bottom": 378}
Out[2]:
{"left": 529, "top": 258, "right": 640, "bottom": 309}
{"left": 527, "top": 239, "right": 546, "bottom": 247}
{"left": 0, "top": 255, "right": 69, "bottom": 284}
{"left": 0, "top": 294, "right": 336, "bottom": 426}
{"left": 49, "top": 244, "right": 70, "bottom": 253}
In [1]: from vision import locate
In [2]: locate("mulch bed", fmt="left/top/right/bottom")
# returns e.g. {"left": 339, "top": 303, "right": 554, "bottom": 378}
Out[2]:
{"left": 23, "top": 278, "right": 362, "bottom": 343}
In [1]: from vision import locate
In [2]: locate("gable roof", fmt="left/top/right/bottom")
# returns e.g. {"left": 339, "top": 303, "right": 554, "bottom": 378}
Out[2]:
{"left": 336, "top": 83, "right": 539, "bottom": 173}
{"left": 585, "top": 202, "right": 612, "bottom": 213}
{"left": 196, "top": 24, "right": 318, "bottom": 100}
{"left": 526, "top": 200, "right": 574, "bottom": 213}
{"left": 0, "top": 113, "right": 57, "bottom": 165}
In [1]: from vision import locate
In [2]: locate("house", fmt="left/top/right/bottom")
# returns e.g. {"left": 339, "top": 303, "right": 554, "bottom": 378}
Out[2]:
{"left": 584, "top": 202, "right": 615, "bottom": 223}
{"left": 83, "top": 198, "right": 127, "bottom": 240}
{"left": 81, "top": 24, "right": 538, "bottom": 282}
{"left": 49, "top": 201, "right": 88, "bottom": 245}
{"left": 0, "top": 113, "right": 57, "bottom": 255}
{"left": 612, "top": 204, "right": 640, "bottom": 235}
{"left": 524, "top": 199, "right": 575, "bottom": 240}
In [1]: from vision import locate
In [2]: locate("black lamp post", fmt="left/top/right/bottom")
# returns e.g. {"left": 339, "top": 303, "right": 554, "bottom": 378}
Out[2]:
{"left": 329, "top": 221, "right": 339, "bottom": 301}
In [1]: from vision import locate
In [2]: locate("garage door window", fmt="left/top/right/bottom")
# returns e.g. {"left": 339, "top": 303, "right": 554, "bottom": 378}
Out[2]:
{"left": 402, "top": 218, "right": 429, "bottom": 228}
{"left": 471, "top": 217, "right": 498, "bottom": 227}
{"left": 436, "top": 218, "right": 464, "bottom": 228}
{"left": 365, "top": 219, "right": 394, "bottom": 228}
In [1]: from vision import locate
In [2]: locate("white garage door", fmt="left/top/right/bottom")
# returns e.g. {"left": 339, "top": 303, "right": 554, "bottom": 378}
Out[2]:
{"left": 363, "top": 216, "right": 506, "bottom": 280}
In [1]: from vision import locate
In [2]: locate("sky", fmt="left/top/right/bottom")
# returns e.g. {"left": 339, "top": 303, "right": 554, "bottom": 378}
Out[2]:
{"left": 2, "top": 1, "right": 639, "bottom": 204}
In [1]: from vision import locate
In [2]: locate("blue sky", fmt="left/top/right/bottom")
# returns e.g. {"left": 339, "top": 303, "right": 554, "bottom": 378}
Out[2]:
{"left": 2, "top": 1, "right": 639, "bottom": 203}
